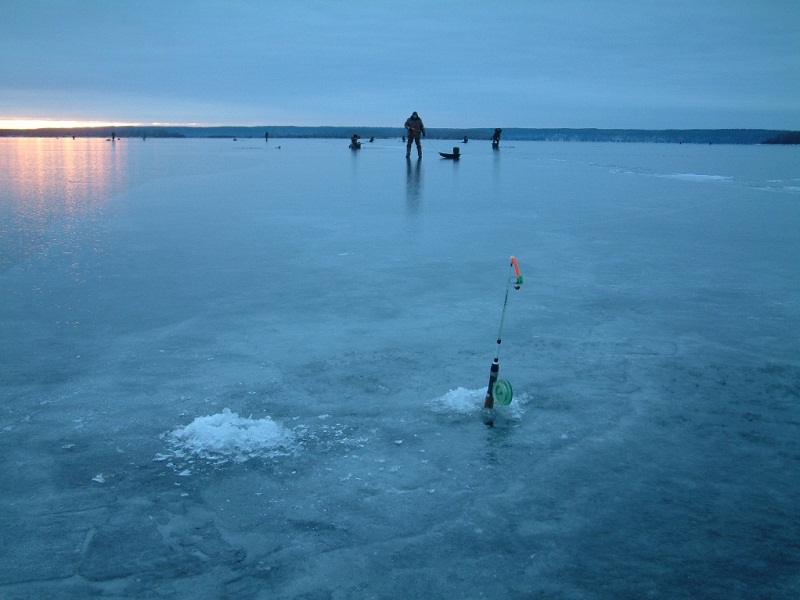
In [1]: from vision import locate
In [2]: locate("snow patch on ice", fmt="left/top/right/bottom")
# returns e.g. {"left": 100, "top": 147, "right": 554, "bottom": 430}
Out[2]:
{"left": 659, "top": 173, "right": 732, "bottom": 183}
{"left": 164, "top": 408, "right": 296, "bottom": 464}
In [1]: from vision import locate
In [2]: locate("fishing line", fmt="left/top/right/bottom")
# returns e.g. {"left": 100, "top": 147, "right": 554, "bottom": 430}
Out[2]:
{"left": 494, "top": 258, "right": 522, "bottom": 361}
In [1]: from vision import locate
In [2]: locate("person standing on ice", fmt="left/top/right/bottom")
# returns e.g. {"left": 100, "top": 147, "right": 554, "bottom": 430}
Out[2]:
{"left": 492, "top": 128, "right": 502, "bottom": 149}
{"left": 404, "top": 111, "right": 425, "bottom": 159}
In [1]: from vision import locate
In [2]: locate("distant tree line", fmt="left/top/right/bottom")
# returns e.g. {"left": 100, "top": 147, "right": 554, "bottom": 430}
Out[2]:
{"left": 1, "top": 126, "right": 797, "bottom": 144}
{"left": 762, "top": 131, "right": 800, "bottom": 144}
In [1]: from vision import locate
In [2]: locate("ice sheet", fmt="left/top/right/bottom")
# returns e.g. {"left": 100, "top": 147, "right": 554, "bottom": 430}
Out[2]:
{"left": 0, "top": 137, "right": 798, "bottom": 599}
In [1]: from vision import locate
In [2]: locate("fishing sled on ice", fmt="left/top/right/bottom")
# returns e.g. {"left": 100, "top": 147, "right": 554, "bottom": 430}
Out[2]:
{"left": 439, "top": 146, "right": 460, "bottom": 159}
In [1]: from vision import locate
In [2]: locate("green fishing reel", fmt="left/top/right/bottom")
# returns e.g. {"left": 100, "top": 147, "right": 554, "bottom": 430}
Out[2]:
{"left": 492, "top": 379, "right": 513, "bottom": 406}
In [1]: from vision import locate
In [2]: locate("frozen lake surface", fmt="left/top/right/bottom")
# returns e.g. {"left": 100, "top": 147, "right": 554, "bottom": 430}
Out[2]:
{"left": 1, "top": 137, "right": 798, "bottom": 599}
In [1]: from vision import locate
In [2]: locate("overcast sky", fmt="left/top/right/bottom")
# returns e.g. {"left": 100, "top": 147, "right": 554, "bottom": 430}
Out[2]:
{"left": 1, "top": 0, "right": 797, "bottom": 129}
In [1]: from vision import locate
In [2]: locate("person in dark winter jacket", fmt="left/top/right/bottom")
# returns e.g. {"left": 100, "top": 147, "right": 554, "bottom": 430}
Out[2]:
{"left": 492, "top": 128, "right": 502, "bottom": 149}
{"left": 404, "top": 112, "right": 425, "bottom": 158}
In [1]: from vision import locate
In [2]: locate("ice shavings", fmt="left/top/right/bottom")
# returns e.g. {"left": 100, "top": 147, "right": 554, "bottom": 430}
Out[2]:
{"left": 430, "top": 387, "right": 485, "bottom": 414}
{"left": 157, "top": 409, "right": 374, "bottom": 474}
{"left": 164, "top": 408, "right": 296, "bottom": 464}
{"left": 430, "top": 387, "right": 528, "bottom": 419}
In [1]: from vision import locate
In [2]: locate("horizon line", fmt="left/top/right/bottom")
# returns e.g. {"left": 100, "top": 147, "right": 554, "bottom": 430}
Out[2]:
{"left": 0, "top": 121, "right": 795, "bottom": 133}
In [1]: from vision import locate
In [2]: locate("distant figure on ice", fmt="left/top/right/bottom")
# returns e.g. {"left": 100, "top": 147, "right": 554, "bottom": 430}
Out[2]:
{"left": 463, "top": 136, "right": 469, "bottom": 143}
{"left": 349, "top": 133, "right": 361, "bottom": 149}
{"left": 491, "top": 128, "right": 501, "bottom": 149}
{"left": 111, "top": 131, "right": 116, "bottom": 142}
{"left": 265, "top": 131, "right": 269, "bottom": 142}
{"left": 404, "top": 111, "right": 425, "bottom": 159}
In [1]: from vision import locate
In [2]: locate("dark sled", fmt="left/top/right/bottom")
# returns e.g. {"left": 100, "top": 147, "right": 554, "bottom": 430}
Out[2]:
{"left": 439, "top": 146, "right": 460, "bottom": 159}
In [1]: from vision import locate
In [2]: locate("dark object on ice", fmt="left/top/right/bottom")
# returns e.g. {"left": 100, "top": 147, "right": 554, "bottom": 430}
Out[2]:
{"left": 491, "top": 128, "right": 501, "bottom": 149}
{"left": 439, "top": 146, "right": 460, "bottom": 159}
{"left": 369, "top": 137, "right": 374, "bottom": 143}
{"left": 484, "top": 358, "right": 500, "bottom": 413}
{"left": 349, "top": 133, "right": 361, "bottom": 149}
{"left": 265, "top": 131, "right": 269, "bottom": 142}
{"left": 463, "top": 136, "right": 468, "bottom": 143}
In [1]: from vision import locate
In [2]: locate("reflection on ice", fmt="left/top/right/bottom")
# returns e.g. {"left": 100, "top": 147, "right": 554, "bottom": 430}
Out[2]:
{"left": 0, "top": 137, "right": 126, "bottom": 216}
{"left": 0, "top": 137, "right": 127, "bottom": 272}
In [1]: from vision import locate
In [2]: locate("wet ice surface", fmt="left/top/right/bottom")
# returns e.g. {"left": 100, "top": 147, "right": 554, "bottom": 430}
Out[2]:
{"left": 1, "top": 137, "right": 798, "bottom": 599}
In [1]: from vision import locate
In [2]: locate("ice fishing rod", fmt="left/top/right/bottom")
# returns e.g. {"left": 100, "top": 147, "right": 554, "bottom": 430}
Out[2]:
{"left": 483, "top": 256, "right": 523, "bottom": 411}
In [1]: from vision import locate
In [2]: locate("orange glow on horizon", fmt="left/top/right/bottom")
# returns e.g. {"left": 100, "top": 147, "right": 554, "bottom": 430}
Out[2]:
{"left": 0, "top": 119, "right": 141, "bottom": 129}
{"left": 0, "top": 119, "right": 201, "bottom": 129}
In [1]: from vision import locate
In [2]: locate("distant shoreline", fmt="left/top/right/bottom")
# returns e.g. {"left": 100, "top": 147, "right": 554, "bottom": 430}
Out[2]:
{"left": 0, "top": 126, "right": 797, "bottom": 144}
